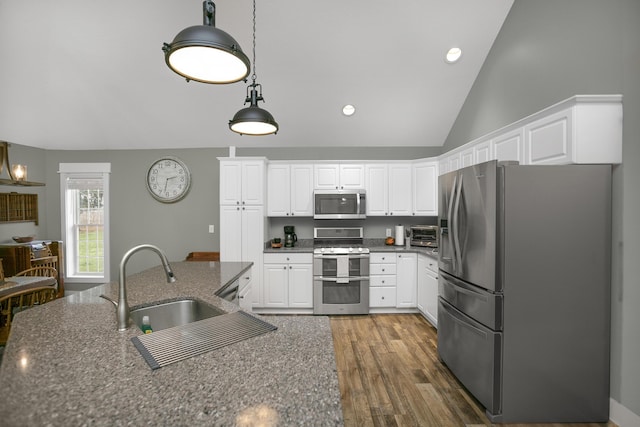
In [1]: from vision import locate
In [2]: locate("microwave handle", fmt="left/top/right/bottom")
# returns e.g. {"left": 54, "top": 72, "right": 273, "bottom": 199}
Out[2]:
{"left": 357, "top": 192, "right": 362, "bottom": 213}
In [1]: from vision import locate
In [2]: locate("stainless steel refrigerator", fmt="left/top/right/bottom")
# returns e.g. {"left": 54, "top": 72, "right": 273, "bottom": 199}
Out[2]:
{"left": 437, "top": 160, "right": 611, "bottom": 423}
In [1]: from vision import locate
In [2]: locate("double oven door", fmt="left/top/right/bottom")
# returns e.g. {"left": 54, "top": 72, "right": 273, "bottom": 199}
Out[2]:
{"left": 313, "top": 252, "right": 369, "bottom": 315}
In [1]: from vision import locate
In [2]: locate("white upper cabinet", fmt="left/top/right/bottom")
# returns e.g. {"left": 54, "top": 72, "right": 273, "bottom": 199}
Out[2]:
{"left": 437, "top": 95, "right": 622, "bottom": 175}
{"left": 219, "top": 158, "right": 265, "bottom": 205}
{"left": 365, "top": 164, "right": 388, "bottom": 216}
{"left": 388, "top": 163, "right": 412, "bottom": 216}
{"left": 267, "top": 163, "right": 313, "bottom": 217}
{"left": 314, "top": 163, "right": 365, "bottom": 190}
{"left": 493, "top": 128, "right": 525, "bottom": 163}
{"left": 412, "top": 161, "right": 438, "bottom": 216}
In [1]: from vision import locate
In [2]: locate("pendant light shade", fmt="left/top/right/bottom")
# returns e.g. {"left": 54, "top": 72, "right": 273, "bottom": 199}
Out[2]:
{"left": 162, "top": 1, "right": 250, "bottom": 84}
{"left": 230, "top": 85, "right": 279, "bottom": 135}
{"left": 229, "top": 0, "right": 278, "bottom": 136}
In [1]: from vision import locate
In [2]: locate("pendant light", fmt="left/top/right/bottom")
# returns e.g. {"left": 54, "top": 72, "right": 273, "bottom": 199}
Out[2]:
{"left": 229, "top": 0, "right": 279, "bottom": 135}
{"left": 162, "top": 1, "right": 250, "bottom": 84}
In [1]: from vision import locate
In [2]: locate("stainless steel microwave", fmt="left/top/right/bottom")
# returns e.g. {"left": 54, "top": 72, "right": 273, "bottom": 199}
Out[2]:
{"left": 314, "top": 190, "right": 366, "bottom": 219}
{"left": 410, "top": 225, "right": 439, "bottom": 248}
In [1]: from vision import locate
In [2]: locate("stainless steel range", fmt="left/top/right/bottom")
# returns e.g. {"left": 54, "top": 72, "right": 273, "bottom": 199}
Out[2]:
{"left": 313, "top": 227, "right": 370, "bottom": 315}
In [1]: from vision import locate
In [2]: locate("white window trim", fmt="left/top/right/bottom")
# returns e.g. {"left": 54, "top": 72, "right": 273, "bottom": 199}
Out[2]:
{"left": 59, "top": 163, "right": 111, "bottom": 283}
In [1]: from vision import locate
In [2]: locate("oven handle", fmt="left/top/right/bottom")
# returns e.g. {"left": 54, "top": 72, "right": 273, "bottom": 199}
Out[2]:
{"left": 313, "top": 276, "right": 370, "bottom": 282}
{"left": 313, "top": 254, "right": 370, "bottom": 259}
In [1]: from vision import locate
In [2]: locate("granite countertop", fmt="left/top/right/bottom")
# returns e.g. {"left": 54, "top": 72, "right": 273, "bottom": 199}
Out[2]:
{"left": 0, "top": 261, "right": 343, "bottom": 426}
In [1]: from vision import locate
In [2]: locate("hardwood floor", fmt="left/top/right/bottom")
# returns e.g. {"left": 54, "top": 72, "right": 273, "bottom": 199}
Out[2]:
{"left": 330, "top": 314, "right": 616, "bottom": 427}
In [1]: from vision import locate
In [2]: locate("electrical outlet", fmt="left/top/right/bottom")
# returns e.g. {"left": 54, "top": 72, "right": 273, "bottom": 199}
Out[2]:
{"left": 208, "top": 225, "right": 215, "bottom": 234}
{"left": 386, "top": 228, "right": 392, "bottom": 237}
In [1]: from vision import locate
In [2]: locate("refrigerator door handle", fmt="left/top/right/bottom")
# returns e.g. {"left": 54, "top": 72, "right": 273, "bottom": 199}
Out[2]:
{"left": 452, "top": 174, "right": 464, "bottom": 274}
{"left": 447, "top": 174, "right": 458, "bottom": 270}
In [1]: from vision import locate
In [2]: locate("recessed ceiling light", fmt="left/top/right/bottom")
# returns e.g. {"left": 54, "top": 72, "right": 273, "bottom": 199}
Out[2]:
{"left": 445, "top": 47, "right": 462, "bottom": 63}
{"left": 342, "top": 104, "right": 356, "bottom": 116}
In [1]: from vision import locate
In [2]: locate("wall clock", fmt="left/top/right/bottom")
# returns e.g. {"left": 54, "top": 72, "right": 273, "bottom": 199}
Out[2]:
{"left": 146, "top": 156, "right": 191, "bottom": 203}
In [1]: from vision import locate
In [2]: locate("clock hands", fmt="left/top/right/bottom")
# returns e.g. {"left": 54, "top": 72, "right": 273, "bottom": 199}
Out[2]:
{"left": 163, "top": 175, "right": 178, "bottom": 192}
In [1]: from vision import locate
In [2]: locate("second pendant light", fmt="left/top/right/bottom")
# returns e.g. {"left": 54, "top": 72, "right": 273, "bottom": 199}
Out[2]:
{"left": 229, "top": 0, "right": 279, "bottom": 135}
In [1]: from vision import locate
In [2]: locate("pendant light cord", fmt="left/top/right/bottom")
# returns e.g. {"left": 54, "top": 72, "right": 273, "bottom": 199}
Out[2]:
{"left": 251, "top": 0, "right": 257, "bottom": 85}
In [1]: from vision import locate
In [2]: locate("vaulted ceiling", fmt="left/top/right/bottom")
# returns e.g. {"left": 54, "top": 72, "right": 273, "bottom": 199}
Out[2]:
{"left": 0, "top": 0, "right": 513, "bottom": 150}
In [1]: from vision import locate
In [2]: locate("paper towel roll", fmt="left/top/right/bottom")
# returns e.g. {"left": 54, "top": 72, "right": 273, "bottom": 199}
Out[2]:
{"left": 394, "top": 225, "right": 404, "bottom": 246}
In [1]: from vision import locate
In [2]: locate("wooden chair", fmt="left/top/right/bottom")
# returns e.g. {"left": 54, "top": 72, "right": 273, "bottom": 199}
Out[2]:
{"left": 13, "top": 266, "right": 58, "bottom": 281}
{"left": 0, "top": 265, "right": 59, "bottom": 345}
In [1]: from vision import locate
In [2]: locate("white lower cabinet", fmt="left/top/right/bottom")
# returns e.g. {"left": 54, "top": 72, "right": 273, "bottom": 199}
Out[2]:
{"left": 237, "top": 268, "right": 253, "bottom": 311}
{"left": 396, "top": 253, "right": 417, "bottom": 308}
{"left": 418, "top": 254, "right": 438, "bottom": 327}
{"left": 262, "top": 253, "right": 313, "bottom": 310}
{"left": 369, "top": 253, "right": 396, "bottom": 307}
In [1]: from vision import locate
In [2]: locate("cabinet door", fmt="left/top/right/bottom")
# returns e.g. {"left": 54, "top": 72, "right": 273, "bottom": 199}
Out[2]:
{"left": 238, "top": 279, "right": 252, "bottom": 311}
{"left": 219, "top": 161, "right": 242, "bottom": 205}
{"left": 396, "top": 253, "right": 417, "bottom": 308}
{"left": 290, "top": 164, "right": 314, "bottom": 216}
{"left": 424, "top": 269, "right": 438, "bottom": 327}
{"left": 314, "top": 164, "right": 340, "bottom": 190}
{"left": 461, "top": 148, "right": 474, "bottom": 168}
{"left": 388, "top": 163, "right": 412, "bottom": 216}
{"left": 474, "top": 140, "right": 493, "bottom": 164}
{"left": 493, "top": 128, "right": 524, "bottom": 163}
{"left": 365, "top": 164, "right": 388, "bottom": 216}
{"left": 412, "top": 162, "right": 438, "bottom": 216}
{"left": 242, "top": 205, "right": 265, "bottom": 307}
{"left": 263, "top": 264, "right": 288, "bottom": 307}
{"left": 267, "top": 164, "right": 291, "bottom": 216}
{"left": 524, "top": 108, "right": 572, "bottom": 165}
{"left": 220, "top": 205, "right": 242, "bottom": 261}
{"left": 417, "top": 255, "right": 428, "bottom": 313}
{"left": 289, "top": 263, "right": 313, "bottom": 307}
{"left": 241, "top": 161, "right": 265, "bottom": 205}
{"left": 339, "top": 164, "right": 365, "bottom": 189}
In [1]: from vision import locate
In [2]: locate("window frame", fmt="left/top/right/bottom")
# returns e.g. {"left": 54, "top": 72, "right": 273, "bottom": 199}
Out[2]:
{"left": 59, "top": 163, "right": 111, "bottom": 283}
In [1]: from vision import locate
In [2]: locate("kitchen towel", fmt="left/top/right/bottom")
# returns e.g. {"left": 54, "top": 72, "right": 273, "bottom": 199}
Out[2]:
{"left": 336, "top": 256, "right": 350, "bottom": 277}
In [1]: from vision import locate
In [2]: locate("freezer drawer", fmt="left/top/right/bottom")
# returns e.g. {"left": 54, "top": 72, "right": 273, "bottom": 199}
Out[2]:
{"left": 438, "top": 298, "right": 502, "bottom": 416}
{"left": 439, "top": 270, "right": 503, "bottom": 330}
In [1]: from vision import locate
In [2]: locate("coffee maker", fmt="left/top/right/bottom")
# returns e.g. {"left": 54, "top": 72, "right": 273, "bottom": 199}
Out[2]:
{"left": 284, "top": 225, "right": 297, "bottom": 248}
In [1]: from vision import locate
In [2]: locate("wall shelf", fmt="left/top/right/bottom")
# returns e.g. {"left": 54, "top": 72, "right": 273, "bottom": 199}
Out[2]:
{"left": 0, "top": 179, "right": 45, "bottom": 187}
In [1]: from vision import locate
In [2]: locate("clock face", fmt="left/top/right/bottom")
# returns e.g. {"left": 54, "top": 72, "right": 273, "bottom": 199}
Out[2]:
{"left": 146, "top": 157, "right": 191, "bottom": 203}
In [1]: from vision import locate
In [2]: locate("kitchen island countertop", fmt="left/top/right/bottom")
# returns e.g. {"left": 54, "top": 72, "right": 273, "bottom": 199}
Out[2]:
{"left": 0, "top": 261, "right": 343, "bottom": 426}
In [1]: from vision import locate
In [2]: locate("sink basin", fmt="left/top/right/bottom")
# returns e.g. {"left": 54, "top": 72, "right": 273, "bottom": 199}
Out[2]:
{"left": 130, "top": 298, "right": 226, "bottom": 332}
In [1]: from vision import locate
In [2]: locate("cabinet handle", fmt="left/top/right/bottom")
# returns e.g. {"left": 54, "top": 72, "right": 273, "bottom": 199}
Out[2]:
{"left": 382, "top": 280, "right": 385, "bottom": 284}
{"left": 381, "top": 296, "right": 385, "bottom": 300}
{"left": 242, "top": 201, "right": 245, "bottom": 205}
{"left": 283, "top": 266, "right": 287, "bottom": 269}
{"left": 236, "top": 207, "right": 240, "bottom": 211}
{"left": 286, "top": 213, "right": 289, "bottom": 215}
{"left": 236, "top": 201, "right": 240, "bottom": 205}
{"left": 289, "top": 266, "right": 292, "bottom": 269}
{"left": 382, "top": 268, "right": 385, "bottom": 272}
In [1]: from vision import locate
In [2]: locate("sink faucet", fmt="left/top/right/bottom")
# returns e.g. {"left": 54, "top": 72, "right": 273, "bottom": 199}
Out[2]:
{"left": 101, "top": 244, "right": 176, "bottom": 331}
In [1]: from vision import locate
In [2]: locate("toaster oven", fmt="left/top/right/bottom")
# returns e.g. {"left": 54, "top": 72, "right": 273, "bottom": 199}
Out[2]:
{"left": 410, "top": 225, "right": 438, "bottom": 248}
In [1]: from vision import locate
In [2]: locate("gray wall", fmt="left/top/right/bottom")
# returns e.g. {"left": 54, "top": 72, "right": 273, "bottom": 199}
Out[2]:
{"left": 443, "top": 0, "right": 640, "bottom": 419}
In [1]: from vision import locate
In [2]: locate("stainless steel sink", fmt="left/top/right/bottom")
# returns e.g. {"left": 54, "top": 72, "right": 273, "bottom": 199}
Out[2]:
{"left": 130, "top": 298, "right": 226, "bottom": 332}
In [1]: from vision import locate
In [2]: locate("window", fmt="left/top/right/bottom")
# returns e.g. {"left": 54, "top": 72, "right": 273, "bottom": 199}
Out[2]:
{"left": 59, "top": 163, "right": 110, "bottom": 283}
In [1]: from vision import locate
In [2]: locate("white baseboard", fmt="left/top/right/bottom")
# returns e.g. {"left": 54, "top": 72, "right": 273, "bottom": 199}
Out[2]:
{"left": 610, "top": 398, "right": 640, "bottom": 427}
